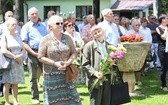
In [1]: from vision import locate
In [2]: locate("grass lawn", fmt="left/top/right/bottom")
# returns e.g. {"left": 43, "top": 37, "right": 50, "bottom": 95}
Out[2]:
{"left": 0, "top": 68, "right": 168, "bottom": 105}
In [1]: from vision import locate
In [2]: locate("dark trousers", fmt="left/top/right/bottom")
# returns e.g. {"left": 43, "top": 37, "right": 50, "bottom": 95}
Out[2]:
{"left": 27, "top": 53, "right": 42, "bottom": 100}
{"left": 158, "top": 50, "right": 168, "bottom": 87}
{"left": 89, "top": 75, "right": 111, "bottom": 105}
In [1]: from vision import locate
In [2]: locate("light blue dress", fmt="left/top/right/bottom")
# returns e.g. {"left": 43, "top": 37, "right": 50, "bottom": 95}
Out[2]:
{"left": 2, "top": 34, "right": 24, "bottom": 84}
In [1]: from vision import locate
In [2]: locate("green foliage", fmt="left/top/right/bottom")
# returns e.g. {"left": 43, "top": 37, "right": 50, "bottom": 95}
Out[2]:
{"left": 158, "top": 0, "right": 168, "bottom": 15}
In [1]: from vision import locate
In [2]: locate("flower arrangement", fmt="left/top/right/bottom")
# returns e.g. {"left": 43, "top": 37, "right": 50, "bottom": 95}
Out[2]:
{"left": 89, "top": 44, "right": 127, "bottom": 92}
{"left": 120, "top": 34, "right": 143, "bottom": 42}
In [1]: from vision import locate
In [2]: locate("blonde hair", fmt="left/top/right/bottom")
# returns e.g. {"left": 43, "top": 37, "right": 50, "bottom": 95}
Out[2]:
{"left": 5, "top": 17, "right": 17, "bottom": 27}
{"left": 47, "top": 15, "right": 63, "bottom": 32}
{"left": 91, "top": 25, "right": 104, "bottom": 37}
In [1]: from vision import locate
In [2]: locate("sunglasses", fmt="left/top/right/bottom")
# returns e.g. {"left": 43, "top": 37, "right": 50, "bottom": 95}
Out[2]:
{"left": 115, "top": 18, "right": 119, "bottom": 20}
{"left": 67, "top": 24, "right": 73, "bottom": 27}
{"left": 150, "top": 18, "right": 155, "bottom": 20}
{"left": 56, "top": 22, "right": 63, "bottom": 26}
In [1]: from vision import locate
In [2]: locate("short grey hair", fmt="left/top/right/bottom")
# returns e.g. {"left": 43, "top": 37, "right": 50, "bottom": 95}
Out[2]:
{"left": 47, "top": 15, "right": 63, "bottom": 31}
{"left": 101, "top": 8, "right": 112, "bottom": 17}
{"left": 28, "top": 7, "right": 39, "bottom": 16}
{"left": 131, "top": 19, "right": 141, "bottom": 26}
{"left": 5, "top": 17, "right": 17, "bottom": 27}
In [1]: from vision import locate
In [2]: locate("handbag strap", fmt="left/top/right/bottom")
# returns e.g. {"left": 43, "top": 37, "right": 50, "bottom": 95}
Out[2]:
{"left": 112, "top": 65, "right": 124, "bottom": 83}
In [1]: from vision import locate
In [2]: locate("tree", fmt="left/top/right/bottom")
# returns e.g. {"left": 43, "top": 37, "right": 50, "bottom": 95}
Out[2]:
{"left": 0, "top": 0, "right": 23, "bottom": 22}
{"left": 158, "top": 0, "right": 168, "bottom": 15}
{"left": 14, "top": 0, "right": 24, "bottom": 22}
{"left": 93, "top": 0, "right": 100, "bottom": 19}
{"left": 1, "top": 0, "right": 13, "bottom": 21}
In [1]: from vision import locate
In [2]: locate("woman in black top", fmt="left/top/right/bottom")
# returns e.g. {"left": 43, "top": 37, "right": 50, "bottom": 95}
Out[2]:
{"left": 156, "top": 14, "right": 168, "bottom": 91}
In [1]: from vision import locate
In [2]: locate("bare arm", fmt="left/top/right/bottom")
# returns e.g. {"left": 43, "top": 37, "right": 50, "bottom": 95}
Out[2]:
{"left": 23, "top": 41, "right": 38, "bottom": 57}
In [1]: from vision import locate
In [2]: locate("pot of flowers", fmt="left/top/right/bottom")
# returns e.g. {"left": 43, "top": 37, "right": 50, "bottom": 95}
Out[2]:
{"left": 117, "top": 34, "right": 150, "bottom": 93}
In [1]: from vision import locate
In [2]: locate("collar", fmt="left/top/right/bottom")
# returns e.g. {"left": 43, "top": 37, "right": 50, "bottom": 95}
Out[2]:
{"left": 93, "top": 40, "right": 109, "bottom": 53}
{"left": 29, "top": 21, "right": 40, "bottom": 26}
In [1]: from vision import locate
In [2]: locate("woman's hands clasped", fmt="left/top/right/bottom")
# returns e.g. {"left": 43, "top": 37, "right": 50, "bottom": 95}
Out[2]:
{"left": 53, "top": 61, "right": 70, "bottom": 70}
{"left": 14, "top": 54, "right": 23, "bottom": 64}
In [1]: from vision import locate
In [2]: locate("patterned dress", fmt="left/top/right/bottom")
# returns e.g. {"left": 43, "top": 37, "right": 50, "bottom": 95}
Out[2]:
{"left": 38, "top": 34, "right": 81, "bottom": 105}
{"left": 2, "top": 34, "right": 24, "bottom": 84}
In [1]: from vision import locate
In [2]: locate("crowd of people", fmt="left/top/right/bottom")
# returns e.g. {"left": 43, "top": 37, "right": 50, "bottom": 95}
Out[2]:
{"left": 0, "top": 6, "right": 168, "bottom": 105}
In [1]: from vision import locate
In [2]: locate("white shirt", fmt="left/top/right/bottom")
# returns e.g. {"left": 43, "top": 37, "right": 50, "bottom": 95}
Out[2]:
{"left": 98, "top": 20, "right": 119, "bottom": 46}
{"left": 64, "top": 31, "right": 84, "bottom": 47}
{"left": 140, "top": 26, "right": 152, "bottom": 43}
{"left": 97, "top": 41, "right": 107, "bottom": 59}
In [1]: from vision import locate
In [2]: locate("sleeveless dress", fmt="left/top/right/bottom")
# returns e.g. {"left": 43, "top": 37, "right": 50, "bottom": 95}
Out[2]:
{"left": 38, "top": 34, "right": 81, "bottom": 105}
{"left": 2, "top": 34, "right": 24, "bottom": 84}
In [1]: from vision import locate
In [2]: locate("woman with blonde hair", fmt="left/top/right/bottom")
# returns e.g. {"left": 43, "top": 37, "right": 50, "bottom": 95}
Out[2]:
{"left": 38, "top": 15, "right": 81, "bottom": 105}
{"left": 1, "top": 17, "right": 25, "bottom": 105}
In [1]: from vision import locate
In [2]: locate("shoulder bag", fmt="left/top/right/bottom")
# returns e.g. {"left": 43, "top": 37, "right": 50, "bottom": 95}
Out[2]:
{"left": 111, "top": 65, "right": 131, "bottom": 105}
{"left": 55, "top": 34, "right": 79, "bottom": 83}
{"left": 0, "top": 35, "right": 11, "bottom": 70}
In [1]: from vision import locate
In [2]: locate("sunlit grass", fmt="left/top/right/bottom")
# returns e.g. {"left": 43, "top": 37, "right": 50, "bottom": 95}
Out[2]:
{"left": 0, "top": 68, "right": 168, "bottom": 105}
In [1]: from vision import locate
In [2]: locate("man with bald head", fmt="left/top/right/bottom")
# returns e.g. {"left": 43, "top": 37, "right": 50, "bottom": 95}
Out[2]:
{"left": 44, "top": 10, "right": 56, "bottom": 26}
{"left": 21, "top": 7, "right": 48, "bottom": 104}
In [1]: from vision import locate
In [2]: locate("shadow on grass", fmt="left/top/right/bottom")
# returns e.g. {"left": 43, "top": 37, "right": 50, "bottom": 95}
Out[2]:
{"left": 19, "top": 90, "right": 43, "bottom": 95}
{"left": 130, "top": 70, "right": 168, "bottom": 101}
{"left": 79, "top": 92, "right": 89, "bottom": 96}
{"left": 19, "top": 91, "right": 31, "bottom": 95}
{"left": 0, "top": 101, "right": 4, "bottom": 105}
{"left": 76, "top": 84, "right": 87, "bottom": 88}
{"left": 18, "top": 86, "right": 27, "bottom": 89}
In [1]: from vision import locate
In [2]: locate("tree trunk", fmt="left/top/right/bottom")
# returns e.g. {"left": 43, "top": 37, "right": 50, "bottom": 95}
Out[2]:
{"left": 14, "top": 0, "right": 24, "bottom": 22}
{"left": 1, "top": 0, "right": 13, "bottom": 21}
{"left": 93, "top": 0, "right": 100, "bottom": 19}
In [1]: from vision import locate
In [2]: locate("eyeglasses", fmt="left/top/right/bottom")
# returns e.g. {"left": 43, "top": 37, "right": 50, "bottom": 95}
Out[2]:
{"left": 115, "top": 18, "right": 119, "bottom": 20}
{"left": 150, "top": 18, "right": 155, "bottom": 20}
{"left": 7, "top": 15, "right": 13, "bottom": 17}
{"left": 67, "top": 24, "right": 73, "bottom": 27}
{"left": 55, "top": 22, "right": 63, "bottom": 26}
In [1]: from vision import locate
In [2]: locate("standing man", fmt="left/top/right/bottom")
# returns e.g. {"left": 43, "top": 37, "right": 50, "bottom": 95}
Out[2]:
{"left": 98, "top": 8, "right": 119, "bottom": 46}
{"left": 21, "top": 7, "right": 48, "bottom": 104}
{"left": 82, "top": 14, "right": 96, "bottom": 44}
{"left": 147, "top": 15, "right": 161, "bottom": 69}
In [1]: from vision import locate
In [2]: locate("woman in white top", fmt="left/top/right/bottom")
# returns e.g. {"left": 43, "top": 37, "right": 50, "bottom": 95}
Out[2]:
{"left": 64, "top": 19, "right": 85, "bottom": 83}
{"left": 64, "top": 19, "right": 84, "bottom": 53}
{"left": 128, "top": 19, "right": 143, "bottom": 38}
{"left": 140, "top": 17, "right": 152, "bottom": 43}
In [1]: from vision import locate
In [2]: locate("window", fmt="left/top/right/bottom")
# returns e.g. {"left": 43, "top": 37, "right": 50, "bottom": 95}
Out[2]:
{"left": 43, "top": 6, "right": 60, "bottom": 20}
{"left": 76, "top": 6, "right": 92, "bottom": 20}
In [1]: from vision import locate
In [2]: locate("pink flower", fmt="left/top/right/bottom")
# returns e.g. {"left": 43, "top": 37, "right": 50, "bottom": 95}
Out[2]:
{"left": 110, "top": 52, "right": 116, "bottom": 60}
{"left": 115, "top": 50, "right": 125, "bottom": 59}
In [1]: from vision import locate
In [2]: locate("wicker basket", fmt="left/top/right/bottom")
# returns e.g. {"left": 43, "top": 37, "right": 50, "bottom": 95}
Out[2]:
{"left": 117, "top": 42, "right": 150, "bottom": 72}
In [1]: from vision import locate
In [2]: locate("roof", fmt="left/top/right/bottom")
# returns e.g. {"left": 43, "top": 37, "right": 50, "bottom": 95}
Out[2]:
{"left": 111, "top": 0, "right": 153, "bottom": 11}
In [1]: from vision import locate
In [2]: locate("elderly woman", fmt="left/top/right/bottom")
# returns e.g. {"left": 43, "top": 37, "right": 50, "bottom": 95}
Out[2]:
{"left": 128, "top": 19, "right": 143, "bottom": 37}
{"left": 38, "top": 15, "right": 81, "bottom": 105}
{"left": 156, "top": 14, "right": 168, "bottom": 91}
{"left": 128, "top": 19, "right": 144, "bottom": 86}
{"left": 64, "top": 19, "right": 84, "bottom": 53}
{"left": 1, "top": 17, "right": 24, "bottom": 105}
{"left": 82, "top": 25, "right": 112, "bottom": 105}
{"left": 64, "top": 19, "right": 85, "bottom": 83}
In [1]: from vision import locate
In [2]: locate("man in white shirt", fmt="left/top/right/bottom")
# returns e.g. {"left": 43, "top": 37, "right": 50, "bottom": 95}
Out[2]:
{"left": 98, "top": 8, "right": 119, "bottom": 46}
